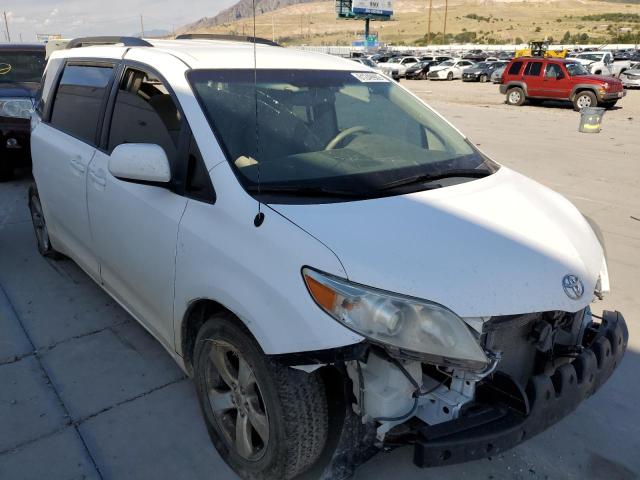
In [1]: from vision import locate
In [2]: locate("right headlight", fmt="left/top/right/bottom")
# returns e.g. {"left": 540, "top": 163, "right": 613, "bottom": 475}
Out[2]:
{"left": 303, "top": 268, "right": 488, "bottom": 370}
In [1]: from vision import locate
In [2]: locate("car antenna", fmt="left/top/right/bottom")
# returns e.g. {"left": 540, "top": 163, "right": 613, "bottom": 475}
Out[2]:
{"left": 252, "top": 0, "right": 265, "bottom": 228}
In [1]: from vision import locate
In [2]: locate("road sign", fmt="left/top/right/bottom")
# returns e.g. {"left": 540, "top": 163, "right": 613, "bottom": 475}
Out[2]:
{"left": 336, "top": 0, "right": 393, "bottom": 20}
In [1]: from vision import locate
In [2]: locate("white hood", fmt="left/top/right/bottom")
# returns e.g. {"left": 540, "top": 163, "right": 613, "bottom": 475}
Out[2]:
{"left": 271, "top": 167, "right": 603, "bottom": 318}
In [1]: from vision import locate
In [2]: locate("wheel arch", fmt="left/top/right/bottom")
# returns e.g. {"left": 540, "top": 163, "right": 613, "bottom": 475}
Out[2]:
{"left": 570, "top": 84, "right": 599, "bottom": 100}
{"left": 505, "top": 81, "right": 528, "bottom": 96}
{"left": 179, "top": 297, "right": 256, "bottom": 375}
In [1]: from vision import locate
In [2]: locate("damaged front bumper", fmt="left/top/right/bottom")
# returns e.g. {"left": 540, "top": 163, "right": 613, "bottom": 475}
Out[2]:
{"left": 413, "top": 310, "right": 628, "bottom": 467}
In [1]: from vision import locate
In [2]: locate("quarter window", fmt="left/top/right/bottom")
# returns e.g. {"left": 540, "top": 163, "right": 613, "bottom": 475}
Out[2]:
{"left": 108, "top": 68, "right": 182, "bottom": 170}
{"left": 524, "top": 61, "right": 543, "bottom": 77}
{"left": 50, "top": 64, "right": 113, "bottom": 145}
{"left": 508, "top": 61, "right": 523, "bottom": 75}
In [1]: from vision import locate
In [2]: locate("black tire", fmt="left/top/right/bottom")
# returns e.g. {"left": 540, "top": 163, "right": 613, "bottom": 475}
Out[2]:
{"left": 573, "top": 90, "right": 597, "bottom": 111}
{"left": 447, "top": 71, "right": 454, "bottom": 81}
{"left": 0, "top": 157, "right": 13, "bottom": 182}
{"left": 28, "top": 185, "right": 62, "bottom": 259}
{"left": 479, "top": 74, "right": 488, "bottom": 83}
{"left": 506, "top": 86, "right": 526, "bottom": 106}
{"left": 193, "top": 314, "right": 328, "bottom": 480}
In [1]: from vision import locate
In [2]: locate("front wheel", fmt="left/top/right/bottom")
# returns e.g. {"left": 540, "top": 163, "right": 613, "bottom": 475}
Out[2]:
{"left": 479, "top": 74, "right": 488, "bottom": 83}
{"left": 447, "top": 72, "right": 454, "bottom": 81}
{"left": 506, "top": 87, "right": 526, "bottom": 106}
{"left": 573, "top": 90, "right": 597, "bottom": 111}
{"left": 194, "top": 314, "right": 329, "bottom": 480}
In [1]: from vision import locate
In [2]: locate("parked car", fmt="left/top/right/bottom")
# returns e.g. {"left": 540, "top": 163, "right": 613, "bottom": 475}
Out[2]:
{"left": 500, "top": 57, "right": 626, "bottom": 110}
{"left": 351, "top": 57, "right": 384, "bottom": 75}
{"left": 491, "top": 61, "right": 509, "bottom": 84}
{"left": 463, "top": 49, "right": 488, "bottom": 62}
{"left": 30, "top": 36, "right": 627, "bottom": 480}
{"left": 377, "top": 55, "right": 419, "bottom": 78}
{"left": 419, "top": 55, "right": 452, "bottom": 63}
{"left": 405, "top": 60, "right": 439, "bottom": 79}
{"left": 462, "top": 61, "right": 503, "bottom": 83}
{"left": 572, "top": 51, "right": 632, "bottom": 77}
{"left": 498, "top": 51, "right": 515, "bottom": 61}
{"left": 620, "top": 62, "right": 640, "bottom": 88}
{"left": 0, "top": 43, "right": 46, "bottom": 180}
{"left": 427, "top": 59, "right": 475, "bottom": 80}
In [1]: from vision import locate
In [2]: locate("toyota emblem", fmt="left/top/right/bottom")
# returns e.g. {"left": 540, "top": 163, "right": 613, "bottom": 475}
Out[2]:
{"left": 562, "top": 274, "right": 585, "bottom": 300}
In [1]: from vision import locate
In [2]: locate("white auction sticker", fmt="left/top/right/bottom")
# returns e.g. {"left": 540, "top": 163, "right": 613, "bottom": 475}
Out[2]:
{"left": 351, "top": 72, "right": 390, "bottom": 83}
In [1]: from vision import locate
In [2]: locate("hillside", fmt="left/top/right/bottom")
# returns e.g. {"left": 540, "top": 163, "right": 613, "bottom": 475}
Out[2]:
{"left": 179, "top": 0, "right": 640, "bottom": 46}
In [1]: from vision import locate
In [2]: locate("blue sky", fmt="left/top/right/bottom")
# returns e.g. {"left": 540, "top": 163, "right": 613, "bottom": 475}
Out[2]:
{"left": 2, "top": 0, "right": 238, "bottom": 42}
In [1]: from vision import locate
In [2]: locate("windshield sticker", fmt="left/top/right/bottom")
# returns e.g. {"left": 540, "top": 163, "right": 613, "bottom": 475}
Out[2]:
{"left": 351, "top": 72, "right": 389, "bottom": 83}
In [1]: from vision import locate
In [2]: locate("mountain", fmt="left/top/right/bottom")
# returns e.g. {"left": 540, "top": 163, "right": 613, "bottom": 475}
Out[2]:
{"left": 179, "top": 0, "right": 640, "bottom": 46}
{"left": 182, "top": 0, "right": 317, "bottom": 31}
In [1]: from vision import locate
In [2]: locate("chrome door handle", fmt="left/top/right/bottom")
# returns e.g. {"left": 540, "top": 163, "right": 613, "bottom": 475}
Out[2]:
{"left": 89, "top": 169, "right": 107, "bottom": 187}
{"left": 70, "top": 156, "right": 85, "bottom": 174}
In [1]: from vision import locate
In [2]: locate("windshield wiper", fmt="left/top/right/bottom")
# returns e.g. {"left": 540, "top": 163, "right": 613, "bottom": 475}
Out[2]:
{"left": 246, "top": 185, "right": 368, "bottom": 198}
{"left": 378, "top": 168, "right": 491, "bottom": 191}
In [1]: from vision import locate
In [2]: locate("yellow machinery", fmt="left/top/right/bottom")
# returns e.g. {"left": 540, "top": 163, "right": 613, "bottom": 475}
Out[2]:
{"left": 515, "top": 41, "right": 568, "bottom": 59}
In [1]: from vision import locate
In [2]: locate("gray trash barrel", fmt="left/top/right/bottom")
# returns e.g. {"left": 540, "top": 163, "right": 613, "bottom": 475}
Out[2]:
{"left": 579, "top": 107, "right": 605, "bottom": 133}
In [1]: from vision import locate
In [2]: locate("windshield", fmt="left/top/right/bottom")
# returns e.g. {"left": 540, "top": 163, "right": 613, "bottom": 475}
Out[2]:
{"left": 577, "top": 53, "right": 604, "bottom": 62}
{"left": 189, "top": 69, "right": 496, "bottom": 201}
{"left": 475, "top": 62, "right": 490, "bottom": 69}
{"left": 387, "top": 57, "right": 401, "bottom": 63}
{"left": 361, "top": 59, "right": 377, "bottom": 68}
{"left": 439, "top": 61, "right": 455, "bottom": 67}
{"left": 0, "top": 50, "right": 46, "bottom": 84}
{"left": 565, "top": 62, "right": 589, "bottom": 76}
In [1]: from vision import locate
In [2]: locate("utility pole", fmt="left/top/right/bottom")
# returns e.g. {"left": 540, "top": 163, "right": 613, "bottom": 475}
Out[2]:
{"left": 427, "top": 0, "right": 432, "bottom": 46}
{"left": 300, "top": 14, "right": 303, "bottom": 38}
{"left": 272, "top": 15, "right": 275, "bottom": 43}
{"left": 139, "top": 14, "right": 144, "bottom": 38}
{"left": 3, "top": 11, "right": 10, "bottom": 43}
{"left": 442, "top": 0, "right": 448, "bottom": 46}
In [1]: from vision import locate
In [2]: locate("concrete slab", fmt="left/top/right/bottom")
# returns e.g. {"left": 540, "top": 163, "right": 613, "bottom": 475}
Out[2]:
{"left": 0, "top": 428, "right": 100, "bottom": 480}
{"left": 40, "top": 322, "right": 185, "bottom": 421}
{"left": 0, "top": 355, "right": 67, "bottom": 453}
{"left": 0, "top": 285, "right": 32, "bottom": 364}
{"left": 0, "top": 222, "right": 129, "bottom": 349}
{"left": 79, "top": 380, "right": 238, "bottom": 480}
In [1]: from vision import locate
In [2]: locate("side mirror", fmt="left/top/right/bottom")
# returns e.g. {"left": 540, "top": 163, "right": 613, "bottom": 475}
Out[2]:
{"left": 109, "top": 144, "right": 171, "bottom": 183}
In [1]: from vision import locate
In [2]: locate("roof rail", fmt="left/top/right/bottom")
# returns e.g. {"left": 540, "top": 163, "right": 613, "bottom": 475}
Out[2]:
{"left": 66, "top": 36, "right": 153, "bottom": 49}
{"left": 175, "top": 33, "right": 280, "bottom": 47}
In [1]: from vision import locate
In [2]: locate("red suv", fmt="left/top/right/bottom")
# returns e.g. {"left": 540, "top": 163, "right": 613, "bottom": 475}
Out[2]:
{"left": 499, "top": 57, "right": 626, "bottom": 111}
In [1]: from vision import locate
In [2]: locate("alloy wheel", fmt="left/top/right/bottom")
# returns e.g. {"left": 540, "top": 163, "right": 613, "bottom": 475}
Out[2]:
{"left": 205, "top": 340, "right": 270, "bottom": 461}
{"left": 509, "top": 91, "right": 521, "bottom": 104}
{"left": 577, "top": 95, "right": 592, "bottom": 108}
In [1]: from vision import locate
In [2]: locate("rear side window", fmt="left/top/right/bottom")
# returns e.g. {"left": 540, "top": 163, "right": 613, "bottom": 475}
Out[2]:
{"left": 508, "top": 61, "right": 523, "bottom": 75}
{"left": 523, "top": 61, "right": 543, "bottom": 77}
{"left": 50, "top": 65, "right": 113, "bottom": 145}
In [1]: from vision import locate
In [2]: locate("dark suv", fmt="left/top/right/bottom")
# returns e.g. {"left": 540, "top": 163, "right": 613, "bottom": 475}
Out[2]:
{"left": 0, "top": 43, "right": 46, "bottom": 180}
{"left": 499, "top": 57, "right": 626, "bottom": 111}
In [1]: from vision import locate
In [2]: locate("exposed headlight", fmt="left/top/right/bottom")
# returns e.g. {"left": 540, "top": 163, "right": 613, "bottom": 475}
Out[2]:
{"left": 0, "top": 97, "right": 35, "bottom": 119}
{"left": 303, "top": 268, "right": 488, "bottom": 370}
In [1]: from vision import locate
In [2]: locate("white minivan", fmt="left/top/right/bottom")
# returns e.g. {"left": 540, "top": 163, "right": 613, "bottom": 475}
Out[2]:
{"left": 29, "top": 36, "right": 627, "bottom": 480}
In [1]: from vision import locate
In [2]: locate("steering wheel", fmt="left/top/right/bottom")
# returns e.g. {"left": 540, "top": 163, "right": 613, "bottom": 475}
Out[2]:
{"left": 325, "top": 126, "right": 369, "bottom": 151}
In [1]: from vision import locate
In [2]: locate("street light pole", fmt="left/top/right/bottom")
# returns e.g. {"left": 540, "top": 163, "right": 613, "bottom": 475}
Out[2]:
{"left": 442, "top": 0, "right": 448, "bottom": 46}
{"left": 427, "top": 0, "right": 432, "bottom": 46}
{"left": 3, "top": 11, "right": 10, "bottom": 43}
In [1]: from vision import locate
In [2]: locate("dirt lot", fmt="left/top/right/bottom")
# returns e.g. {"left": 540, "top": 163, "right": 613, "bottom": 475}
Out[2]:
{"left": 0, "top": 80, "right": 638, "bottom": 480}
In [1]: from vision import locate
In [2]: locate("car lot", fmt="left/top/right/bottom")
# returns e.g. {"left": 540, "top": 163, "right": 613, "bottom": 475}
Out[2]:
{"left": 0, "top": 80, "right": 638, "bottom": 480}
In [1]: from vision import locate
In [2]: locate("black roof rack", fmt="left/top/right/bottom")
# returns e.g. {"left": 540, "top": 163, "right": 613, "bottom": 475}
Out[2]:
{"left": 66, "top": 36, "right": 153, "bottom": 49}
{"left": 175, "top": 34, "right": 280, "bottom": 47}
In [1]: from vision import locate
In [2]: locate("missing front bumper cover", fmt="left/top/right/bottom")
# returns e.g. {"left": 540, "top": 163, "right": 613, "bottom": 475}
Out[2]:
{"left": 413, "top": 310, "right": 628, "bottom": 467}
